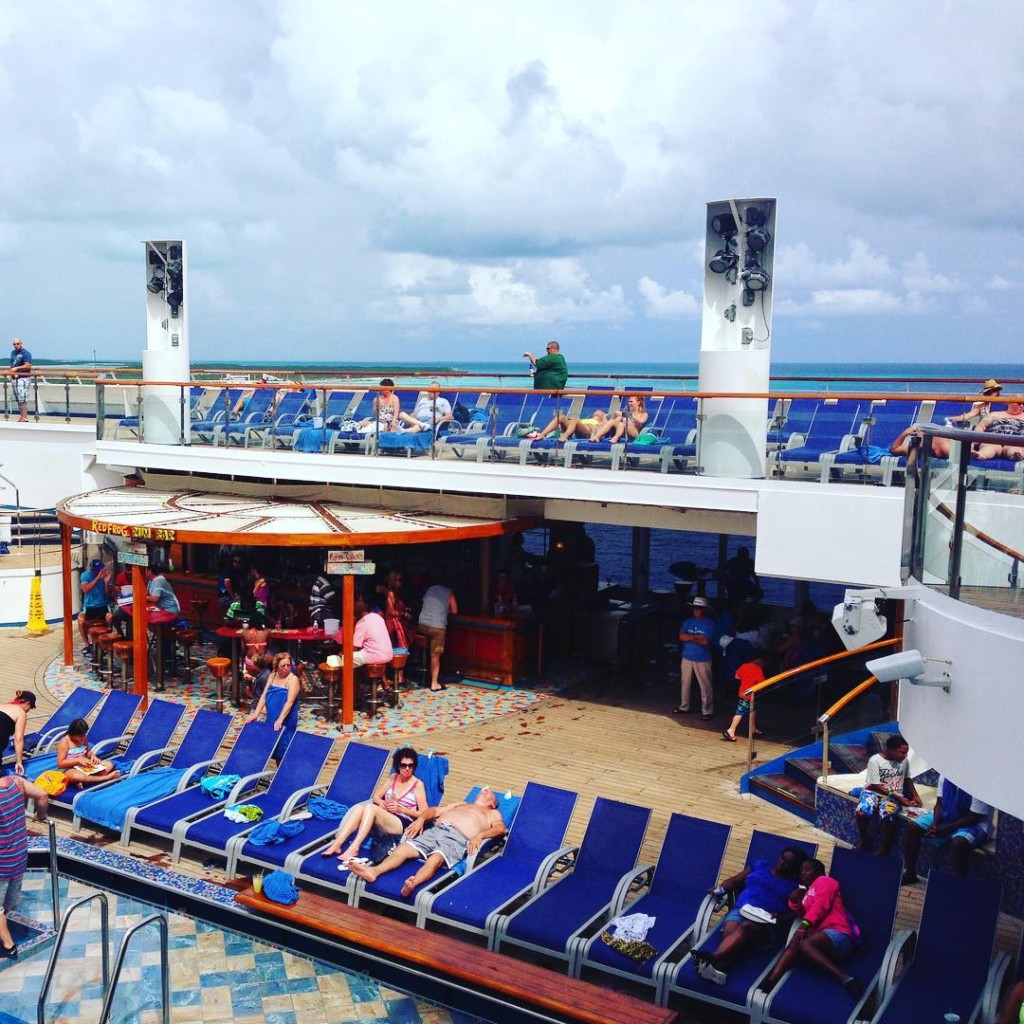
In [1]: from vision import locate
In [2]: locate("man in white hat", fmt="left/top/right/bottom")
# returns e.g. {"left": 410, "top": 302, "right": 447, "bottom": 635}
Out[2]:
{"left": 675, "top": 596, "right": 716, "bottom": 719}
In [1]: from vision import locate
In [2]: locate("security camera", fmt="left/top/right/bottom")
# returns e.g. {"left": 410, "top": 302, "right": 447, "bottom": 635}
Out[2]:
{"left": 865, "top": 650, "right": 925, "bottom": 683}
{"left": 831, "top": 592, "right": 888, "bottom": 651}
{"left": 866, "top": 649, "right": 952, "bottom": 691}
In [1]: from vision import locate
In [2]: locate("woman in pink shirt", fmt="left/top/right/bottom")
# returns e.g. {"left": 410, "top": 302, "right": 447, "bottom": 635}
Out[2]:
{"left": 352, "top": 591, "right": 394, "bottom": 668}
{"left": 758, "top": 859, "right": 862, "bottom": 997}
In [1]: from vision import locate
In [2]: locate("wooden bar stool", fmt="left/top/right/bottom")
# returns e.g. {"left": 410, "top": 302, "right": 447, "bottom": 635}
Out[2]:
{"left": 174, "top": 628, "right": 201, "bottom": 685}
{"left": 112, "top": 640, "right": 133, "bottom": 691}
{"left": 363, "top": 662, "right": 388, "bottom": 719}
{"left": 97, "top": 631, "right": 120, "bottom": 688}
{"left": 386, "top": 654, "right": 405, "bottom": 708}
{"left": 318, "top": 661, "right": 342, "bottom": 720}
{"left": 88, "top": 624, "right": 109, "bottom": 676}
{"left": 205, "top": 656, "right": 232, "bottom": 713}
{"left": 410, "top": 633, "right": 429, "bottom": 687}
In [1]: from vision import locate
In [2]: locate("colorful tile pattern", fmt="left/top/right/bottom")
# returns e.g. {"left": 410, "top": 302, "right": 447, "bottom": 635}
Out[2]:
{"left": 46, "top": 643, "right": 559, "bottom": 742}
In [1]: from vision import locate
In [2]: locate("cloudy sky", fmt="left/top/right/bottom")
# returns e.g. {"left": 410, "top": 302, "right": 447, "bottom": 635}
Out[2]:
{"left": 0, "top": 1, "right": 1021, "bottom": 366}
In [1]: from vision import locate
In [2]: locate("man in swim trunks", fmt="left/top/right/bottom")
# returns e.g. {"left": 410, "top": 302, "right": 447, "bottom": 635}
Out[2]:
{"left": 347, "top": 789, "right": 506, "bottom": 897}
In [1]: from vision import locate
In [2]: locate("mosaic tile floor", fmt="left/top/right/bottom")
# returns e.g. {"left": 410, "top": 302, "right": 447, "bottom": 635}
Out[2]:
{"left": 2, "top": 871, "right": 483, "bottom": 1024}
{"left": 46, "top": 641, "right": 560, "bottom": 742}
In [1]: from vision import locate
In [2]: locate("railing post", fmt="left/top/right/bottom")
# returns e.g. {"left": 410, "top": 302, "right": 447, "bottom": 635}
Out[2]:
{"left": 820, "top": 718, "right": 830, "bottom": 785}
{"left": 178, "top": 385, "right": 186, "bottom": 446}
{"left": 47, "top": 819, "right": 60, "bottom": 926}
{"left": 32, "top": 377, "right": 39, "bottom": 422}
{"left": 98, "top": 914, "right": 170, "bottom": 1024}
{"left": 745, "top": 693, "right": 756, "bottom": 775}
{"left": 95, "top": 382, "right": 106, "bottom": 441}
{"left": 64, "top": 379, "right": 71, "bottom": 423}
{"left": 948, "top": 437, "right": 972, "bottom": 600}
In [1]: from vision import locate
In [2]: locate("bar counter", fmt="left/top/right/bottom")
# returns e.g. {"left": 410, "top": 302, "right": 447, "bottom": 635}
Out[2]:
{"left": 444, "top": 613, "right": 540, "bottom": 687}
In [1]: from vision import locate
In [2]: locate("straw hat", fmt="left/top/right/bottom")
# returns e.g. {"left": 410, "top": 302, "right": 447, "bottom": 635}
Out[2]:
{"left": 692, "top": 596, "right": 711, "bottom": 608}
{"left": 980, "top": 379, "right": 1002, "bottom": 394}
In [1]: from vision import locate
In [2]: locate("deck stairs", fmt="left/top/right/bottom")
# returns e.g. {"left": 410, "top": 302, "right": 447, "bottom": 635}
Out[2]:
{"left": 743, "top": 728, "right": 897, "bottom": 823}
{"left": 0, "top": 507, "right": 76, "bottom": 548}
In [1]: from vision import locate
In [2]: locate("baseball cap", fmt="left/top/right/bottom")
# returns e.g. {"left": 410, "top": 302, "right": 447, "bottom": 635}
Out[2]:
{"left": 90, "top": 559, "right": 104, "bottom": 572}
{"left": 692, "top": 596, "right": 711, "bottom": 608}
{"left": 980, "top": 379, "right": 1002, "bottom": 394}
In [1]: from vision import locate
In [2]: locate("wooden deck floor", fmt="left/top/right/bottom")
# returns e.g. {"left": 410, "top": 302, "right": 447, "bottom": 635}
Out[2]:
{"left": 4, "top": 625, "right": 1020, "bottom": 1020}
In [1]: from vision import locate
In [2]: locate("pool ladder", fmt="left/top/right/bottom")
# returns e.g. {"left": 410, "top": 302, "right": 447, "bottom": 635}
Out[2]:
{"left": 36, "top": 823, "right": 171, "bottom": 1024}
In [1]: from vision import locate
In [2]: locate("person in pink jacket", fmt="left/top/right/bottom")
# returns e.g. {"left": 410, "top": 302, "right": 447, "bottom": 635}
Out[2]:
{"left": 758, "top": 859, "right": 862, "bottom": 997}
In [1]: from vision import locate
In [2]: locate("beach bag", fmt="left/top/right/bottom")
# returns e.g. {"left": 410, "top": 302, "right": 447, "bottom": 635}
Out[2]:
{"left": 632, "top": 431, "right": 659, "bottom": 446}
{"left": 201, "top": 773, "right": 241, "bottom": 800}
{"left": 452, "top": 401, "right": 471, "bottom": 424}
{"left": 34, "top": 770, "right": 68, "bottom": 797}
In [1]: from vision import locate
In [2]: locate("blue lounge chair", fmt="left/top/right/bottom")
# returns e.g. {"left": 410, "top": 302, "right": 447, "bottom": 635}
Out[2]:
{"left": 575, "top": 813, "right": 731, "bottom": 1004}
{"left": 769, "top": 399, "right": 863, "bottom": 477}
{"left": 285, "top": 388, "right": 360, "bottom": 453}
{"left": 237, "top": 740, "right": 390, "bottom": 879}
{"left": 348, "top": 785, "right": 521, "bottom": 916}
{"left": 287, "top": 749, "right": 448, "bottom": 895}
{"left": 559, "top": 388, "right": 662, "bottom": 471}
{"left": 72, "top": 709, "right": 233, "bottom": 832}
{"left": 2, "top": 686, "right": 104, "bottom": 762}
{"left": 48, "top": 698, "right": 186, "bottom": 815}
{"left": 215, "top": 388, "right": 277, "bottom": 446}
{"left": 189, "top": 387, "right": 244, "bottom": 443}
{"left": 442, "top": 390, "right": 533, "bottom": 461}
{"left": 663, "top": 829, "right": 818, "bottom": 1016}
{"left": 865, "top": 872, "right": 1004, "bottom": 1024}
{"left": 121, "top": 720, "right": 278, "bottom": 850}
{"left": 377, "top": 390, "right": 461, "bottom": 457}
{"left": 20, "top": 690, "right": 143, "bottom": 776}
{"left": 328, "top": 389, "right": 420, "bottom": 456}
{"left": 116, "top": 386, "right": 203, "bottom": 439}
{"left": 492, "top": 796, "right": 652, "bottom": 973}
{"left": 172, "top": 730, "right": 334, "bottom": 865}
{"left": 756, "top": 845, "right": 903, "bottom": 1024}
{"left": 418, "top": 781, "right": 577, "bottom": 933}
{"left": 242, "top": 388, "right": 316, "bottom": 448}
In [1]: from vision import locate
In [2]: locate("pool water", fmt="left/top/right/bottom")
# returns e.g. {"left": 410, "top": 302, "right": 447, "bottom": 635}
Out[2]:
{"left": 4, "top": 872, "right": 483, "bottom": 1024}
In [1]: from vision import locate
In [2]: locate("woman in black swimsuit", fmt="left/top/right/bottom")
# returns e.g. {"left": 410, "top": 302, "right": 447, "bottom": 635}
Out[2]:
{"left": 0, "top": 690, "right": 37, "bottom": 776}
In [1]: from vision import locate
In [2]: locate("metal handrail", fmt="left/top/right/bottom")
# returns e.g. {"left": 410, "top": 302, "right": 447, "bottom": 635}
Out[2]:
{"left": 38, "top": 892, "right": 110, "bottom": 1024}
{"left": 47, "top": 819, "right": 60, "bottom": 926}
{"left": 817, "top": 675, "right": 881, "bottom": 784}
{"left": 744, "top": 637, "right": 900, "bottom": 774}
{"left": 98, "top": 913, "right": 170, "bottom": 1024}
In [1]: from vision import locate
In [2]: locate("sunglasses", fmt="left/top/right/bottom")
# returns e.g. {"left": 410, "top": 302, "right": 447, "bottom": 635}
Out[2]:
{"left": 399, "top": 762, "right": 415, "bottom": 769}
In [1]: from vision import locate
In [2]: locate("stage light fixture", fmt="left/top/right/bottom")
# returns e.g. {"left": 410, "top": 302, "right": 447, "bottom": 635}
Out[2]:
{"left": 147, "top": 268, "right": 165, "bottom": 294}
{"left": 746, "top": 227, "right": 771, "bottom": 253}
{"left": 742, "top": 267, "right": 771, "bottom": 292}
{"left": 709, "top": 246, "right": 739, "bottom": 274}
{"left": 710, "top": 212, "right": 737, "bottom": 237}
{"left": 744, "top": 206, "right": 767, "bottom": 228}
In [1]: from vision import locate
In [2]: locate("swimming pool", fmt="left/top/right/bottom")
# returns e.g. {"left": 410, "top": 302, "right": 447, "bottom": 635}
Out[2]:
{"left": 7, "top": 868, "right": 484, "bottom": 1024}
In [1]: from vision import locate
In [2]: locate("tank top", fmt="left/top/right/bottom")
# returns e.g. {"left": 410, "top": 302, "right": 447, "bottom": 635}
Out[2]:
{"left": 418, "top": 586, "right": 452, "bottom": 629}
{"left": 384, "top": 779, "right": 419, "bottom": 814}
{"left": 0, "top": 709, "right": 15, "bottom": 752}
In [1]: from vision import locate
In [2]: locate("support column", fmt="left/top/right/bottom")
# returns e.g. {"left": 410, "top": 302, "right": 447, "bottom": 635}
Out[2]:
{"left": 61, "top": 523, "right": 73, "bottom": 667}
{"left": 697, "top": 198, "right": 776, "bottom": 478}
{"left": 132, "top": 565, "right": 149, "bottom": 707}
{"left": 341, "top": 575, "right": 355, "bottom": 732}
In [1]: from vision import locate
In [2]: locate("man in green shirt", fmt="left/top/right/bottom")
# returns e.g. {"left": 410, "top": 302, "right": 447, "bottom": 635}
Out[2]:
{"left": 523, "top": 340, "right": 568, "bottom": 391}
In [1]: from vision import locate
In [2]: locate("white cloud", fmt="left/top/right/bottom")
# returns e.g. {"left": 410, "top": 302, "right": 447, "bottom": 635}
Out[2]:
{"left": 372, "top": 254, "right": 628, "bottom": 326}
{"left": 808, "top": 289, "right": 906, "bottom": 314}
{"left": 776, "top": 239, "right": 892, "bottom": 288}
{"left": 985, "top": 276, "right": 1015, "bottom": 291}
{"left": 637, "top": 276, "right": 699, "bottom": 318}
{"left": 901, "top": 252, "right": 962, "bottom": 293}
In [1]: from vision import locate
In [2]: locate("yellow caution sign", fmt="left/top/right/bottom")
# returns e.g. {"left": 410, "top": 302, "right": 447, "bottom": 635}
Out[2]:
{"left": 26, "top": 572, "right": 49, "bottom": 634}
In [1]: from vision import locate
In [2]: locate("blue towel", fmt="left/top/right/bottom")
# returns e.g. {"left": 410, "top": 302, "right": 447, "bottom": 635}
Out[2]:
{"left": 28, "top": 753, "right": 60, "bottom": 777}
{"left": 249, "top": 820, "right": 305, "bottom": 846}
{"left": 263, "top": 870, "right": 299, "bottom": 904}
{"left": 294, "top": 428, "right": 325, "bottom": 452}
{"left": 307, "top": 797, "right": 347, "bottom": 820}
{"left": 74, "top": 766, "right": 187, "bottom": 831}
{"left": 201, "top": 773, "right": 241, "bottom": 799}
{"left": 110, "top": 757, "right": 135, "bottom": 775}
{"left": 419, "top": 754, "right": 449, "bottom": 806}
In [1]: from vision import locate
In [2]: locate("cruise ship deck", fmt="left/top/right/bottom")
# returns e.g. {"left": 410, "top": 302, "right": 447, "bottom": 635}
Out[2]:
{"left": 3, "top": 624, "right": 1021, "bottom": 1023}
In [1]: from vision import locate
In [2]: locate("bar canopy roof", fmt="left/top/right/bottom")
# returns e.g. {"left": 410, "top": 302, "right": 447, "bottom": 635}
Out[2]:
{"left": 56, "top": 485, "right": 539, "bottom": 547}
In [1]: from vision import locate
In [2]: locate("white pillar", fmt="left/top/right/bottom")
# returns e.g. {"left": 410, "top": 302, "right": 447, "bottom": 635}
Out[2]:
{"left": 142, "top": 240, "right": 191, "bottom": 445}
{"left": 697, "top": 199, "right": 777, "bottom": 478}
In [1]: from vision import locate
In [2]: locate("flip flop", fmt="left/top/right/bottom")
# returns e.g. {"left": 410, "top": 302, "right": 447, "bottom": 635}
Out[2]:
{"left": 721, "top": 730, "right": 737, "bottom": 742}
